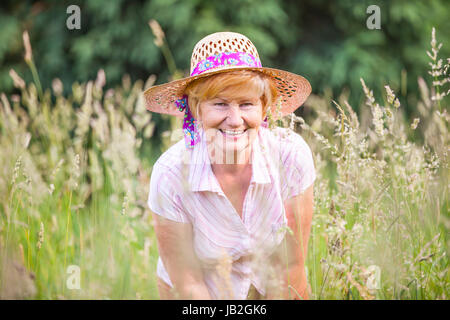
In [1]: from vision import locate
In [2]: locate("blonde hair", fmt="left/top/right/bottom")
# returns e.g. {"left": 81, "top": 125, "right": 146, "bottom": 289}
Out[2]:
{"left": 184, "top": 70, "right": 278, "bottom": 120}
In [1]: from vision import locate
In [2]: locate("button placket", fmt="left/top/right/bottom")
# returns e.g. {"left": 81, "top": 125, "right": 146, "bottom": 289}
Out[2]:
{"left": 224, "top": 183, "right": 253, "bottom": 234}
{"left": 217, "top": 191, "right": 248, "bottom": 235}
{"left": 242, "top": 183, "right": 253, "bottom": 226}
{"left": 242, "top": 237, "right": 252, "bottom": 254}
{"left": 241, "top": 184, "right": 254, "bottom": 255}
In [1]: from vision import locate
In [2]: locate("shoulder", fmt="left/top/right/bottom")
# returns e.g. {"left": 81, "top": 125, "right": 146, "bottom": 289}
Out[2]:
{"left": 153, "top": 139, "right": 188, "bottom": 172}
{"left": 263, "top": 127, "right": 316, "bottom": 199}
{"left": 148, "top": 140, "right": 191, "bottom": 223}
{"left": 151, "top": 139, "right": 189, "bottom": 186}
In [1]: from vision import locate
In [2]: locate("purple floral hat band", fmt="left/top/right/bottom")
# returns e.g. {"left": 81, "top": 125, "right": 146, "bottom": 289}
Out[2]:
{"left": 175, "top": 51, "right": 266, "bottom": 149}
{"left": 190, "top": 51, "right": 262, "bottom": 76}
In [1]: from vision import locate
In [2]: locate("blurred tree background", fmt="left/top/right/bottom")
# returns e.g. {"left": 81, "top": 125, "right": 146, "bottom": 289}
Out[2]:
{"left": 1, "top": 0, "right": 449, "bottom": 119}
{"left": 0, "top": 0, "right": 448, "bottom": 300}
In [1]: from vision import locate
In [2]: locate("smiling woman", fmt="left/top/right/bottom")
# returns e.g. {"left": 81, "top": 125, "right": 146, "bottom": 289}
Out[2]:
{"left": 185, "top": 71, "right": 276, "bottom": 164}
{"left": 144, "top": 32, "right": 315, "bottom": 300}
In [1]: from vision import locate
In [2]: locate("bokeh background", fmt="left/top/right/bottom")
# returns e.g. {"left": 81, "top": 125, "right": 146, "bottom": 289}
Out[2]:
{"left": 2, "top": 0, "right": 449, "bottom": 114}
{"left": 0, "top": 0, "right": 448, "bottom": 299}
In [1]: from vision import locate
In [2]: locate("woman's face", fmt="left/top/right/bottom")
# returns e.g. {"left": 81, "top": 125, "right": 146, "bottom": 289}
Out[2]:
{"left": 198, "top": 90, "right": 264, "bottom": 163}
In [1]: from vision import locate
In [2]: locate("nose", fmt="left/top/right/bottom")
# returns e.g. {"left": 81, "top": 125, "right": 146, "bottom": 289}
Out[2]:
{"left": 226, "top": 105, "right": 244, "bottom": 127}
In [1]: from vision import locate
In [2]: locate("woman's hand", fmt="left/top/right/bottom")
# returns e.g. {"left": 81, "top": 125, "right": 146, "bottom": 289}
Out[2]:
{"left": 269, "top": 183, "right": 314, "bottom": 300}
{"left": 153, "top": 213, "right": 212, "bottom": 299}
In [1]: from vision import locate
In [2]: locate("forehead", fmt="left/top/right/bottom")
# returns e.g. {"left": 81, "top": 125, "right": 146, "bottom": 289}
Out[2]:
{"left": 214, "top": 92, "right": 261, "bottom": 102}
{"left": 211, "top": 83, "right": 263, "bottom": 101}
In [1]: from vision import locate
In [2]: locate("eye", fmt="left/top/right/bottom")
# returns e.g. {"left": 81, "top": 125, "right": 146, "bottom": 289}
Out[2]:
{"left": 240, "top": 102, "right": 254, "bottom": 108}
{"left": 214, "top": 102, "right": 227, "bottom": 107}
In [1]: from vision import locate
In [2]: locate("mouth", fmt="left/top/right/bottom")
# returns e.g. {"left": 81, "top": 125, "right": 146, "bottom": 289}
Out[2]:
{"left": 219, "top": 129, "right": 247, "bottom": 138}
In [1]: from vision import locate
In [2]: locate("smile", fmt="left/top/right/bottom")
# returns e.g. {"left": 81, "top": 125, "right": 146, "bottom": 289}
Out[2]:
{"left": 219, "top": 129, "right": 247, "bottom": 137}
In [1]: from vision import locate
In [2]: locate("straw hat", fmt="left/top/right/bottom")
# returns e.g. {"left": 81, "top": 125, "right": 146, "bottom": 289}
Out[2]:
{"left": 143, "top": 32, "right": 311, "bottom": 118}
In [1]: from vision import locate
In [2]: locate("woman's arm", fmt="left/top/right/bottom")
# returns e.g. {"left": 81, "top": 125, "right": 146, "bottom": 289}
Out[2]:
{"left": 153, "top": 213, "right": 212, "bottom": 299}
{"left": 269, "top": 183, "right": 314, "bottom": 300}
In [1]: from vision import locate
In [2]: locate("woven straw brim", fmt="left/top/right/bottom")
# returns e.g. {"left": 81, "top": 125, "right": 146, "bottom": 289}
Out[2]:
{"left": 143, "top": 66, "right": 311, "bottom": 119}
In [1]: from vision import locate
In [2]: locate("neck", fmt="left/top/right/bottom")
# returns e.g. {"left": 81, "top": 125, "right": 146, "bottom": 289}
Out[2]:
{"left": 211, "top": 161, "right": 251, "bottom": 177}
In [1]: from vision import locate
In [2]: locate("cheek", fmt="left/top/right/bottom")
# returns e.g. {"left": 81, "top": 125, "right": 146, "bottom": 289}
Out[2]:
{"left": 244, "top": 108, "right": 264, "bottom": 127}
{"left": 200, "top": 110, "right": 225, "bottom": 128}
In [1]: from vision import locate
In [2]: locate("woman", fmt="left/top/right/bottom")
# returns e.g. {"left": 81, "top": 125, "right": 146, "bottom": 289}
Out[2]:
{"left": 145, "top": 32, "right": 315, "bottom": 300}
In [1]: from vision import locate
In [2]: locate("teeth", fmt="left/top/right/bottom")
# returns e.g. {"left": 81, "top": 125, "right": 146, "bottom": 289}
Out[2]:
{"left": 221, "top": 129, "right": 245, "bottom": 135}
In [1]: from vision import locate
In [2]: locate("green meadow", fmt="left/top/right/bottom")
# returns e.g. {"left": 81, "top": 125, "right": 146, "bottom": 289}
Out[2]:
{"left": 0, "top": 27, "right": 448, "bottom": 300}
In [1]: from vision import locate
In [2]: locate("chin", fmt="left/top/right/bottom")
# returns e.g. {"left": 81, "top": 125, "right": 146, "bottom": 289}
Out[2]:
{"left": 217, "top": 130, "right": 257, "bottom": 156}
{"left": 213, "top": 139, "right": 246, "bottom": 153}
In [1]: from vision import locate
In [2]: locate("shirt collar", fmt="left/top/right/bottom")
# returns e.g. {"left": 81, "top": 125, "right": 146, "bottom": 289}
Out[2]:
{"left": 188, "top": 127, "right": 271, "bottom": 193}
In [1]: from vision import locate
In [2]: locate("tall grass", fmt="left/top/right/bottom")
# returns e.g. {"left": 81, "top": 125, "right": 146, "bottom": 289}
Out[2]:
{"left": 297, "top": 28, "right": 449, "bottom": 299}
{"left": 1, "top": 32, "right": 159, "bottom": 299}
{"left": 0, "top": 28, "right": 448, "bottom": 299}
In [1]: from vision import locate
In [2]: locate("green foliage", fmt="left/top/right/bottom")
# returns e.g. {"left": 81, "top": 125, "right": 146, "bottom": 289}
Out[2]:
{"left": 0, "top": 13, "right": 448, "bottom": 299}
{"left": 1, "top": 0, "right": 449, "bottom": 118}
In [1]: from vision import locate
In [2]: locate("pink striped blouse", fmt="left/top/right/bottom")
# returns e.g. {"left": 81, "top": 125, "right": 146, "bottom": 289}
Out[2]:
{"left": 147, "top": 126, "right": 316, "bottom": 299}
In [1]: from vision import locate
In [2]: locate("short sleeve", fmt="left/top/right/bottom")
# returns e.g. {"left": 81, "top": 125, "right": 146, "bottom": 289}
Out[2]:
{"left": 147, "top": 163, "right": 190, "bottom": 223}
{"left": 280, "top": 132, "right": 316, "bottom": 200}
